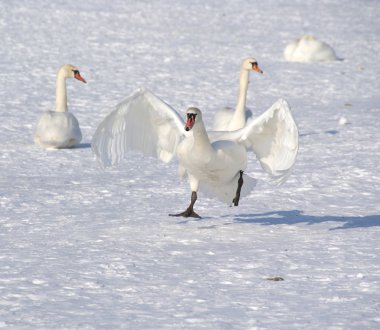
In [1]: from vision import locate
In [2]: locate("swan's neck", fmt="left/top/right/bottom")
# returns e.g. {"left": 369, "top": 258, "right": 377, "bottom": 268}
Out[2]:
{"left": 192, "top": 122, "right": 213, "bottom": 154}
{"left": 230, "top": 68, "right": 249, "bottom": 130}
{"left": 55, "top": 71, "right": 68, "bottom": 112}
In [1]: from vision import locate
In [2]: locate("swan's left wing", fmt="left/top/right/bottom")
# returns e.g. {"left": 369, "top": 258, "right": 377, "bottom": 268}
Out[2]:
{"left": 209, "top": 99, "right": 299, "bottom": 181}
{"left": 92, "top": 88, "right": 185, "bottom": 167}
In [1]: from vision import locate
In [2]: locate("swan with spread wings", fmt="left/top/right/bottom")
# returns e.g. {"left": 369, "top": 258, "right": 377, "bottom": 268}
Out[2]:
{"left": 92, "top": 88, "right": 298, "bottom": 218}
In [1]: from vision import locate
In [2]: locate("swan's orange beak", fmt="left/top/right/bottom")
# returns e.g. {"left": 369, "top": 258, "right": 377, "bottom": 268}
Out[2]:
{"left": 252, "top": 63, "right": 263, "bottom": 74}
{"left": 185, "top": 114, "right": 196, "bottom": 131}
{"left": 74, "top": 72, "right": 87, "bottom": 83}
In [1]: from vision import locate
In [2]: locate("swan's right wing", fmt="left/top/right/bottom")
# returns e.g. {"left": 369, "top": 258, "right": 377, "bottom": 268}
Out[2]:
{"left": 92, "top": 88, "right": 185, "bottom": 167}
{"left": 209, "top": 99, "right": 299, "bottom": 182}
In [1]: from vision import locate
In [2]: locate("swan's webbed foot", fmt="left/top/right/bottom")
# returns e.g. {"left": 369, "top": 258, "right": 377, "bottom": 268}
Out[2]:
{"left": 169, "top": 191, "right": 201, "bottom": 218}
{"left": 232, "top": 170, "right": 244, "bottom": 206}
{"left": 169, "top": 208, "right": 201, "bottom": 219}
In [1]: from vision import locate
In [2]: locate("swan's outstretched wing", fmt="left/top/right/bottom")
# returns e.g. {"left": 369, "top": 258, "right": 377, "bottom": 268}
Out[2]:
{"left": 209, "top": 99, "right": 299, "bottom": 181}
{"left": 92, "top": 88, "right": 185, "bottom": 167}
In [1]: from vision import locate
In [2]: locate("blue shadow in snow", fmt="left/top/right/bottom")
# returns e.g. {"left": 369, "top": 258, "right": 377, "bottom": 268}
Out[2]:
{"left": 234, "top": 210, "right": 380, "bottom": 230}
{"left": 75, "top": 143, "right": 92, "bottom": 149}
{"left": 300, "top": 129, "right": 339, "bottom": 137}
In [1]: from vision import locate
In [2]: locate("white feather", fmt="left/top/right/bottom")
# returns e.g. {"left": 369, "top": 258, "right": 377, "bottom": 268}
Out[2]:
{"left": 34, "top": 111, "right": 82, "bottom": 149}
{"left": 209, "top": 99, "right": 299, "bottom": 182}
{"left": 200, "top": 172, "right": 257, "bottom": 205}
{"left": 92, "top": 88, "right": 185, "bottom": 167}
{"left": 284, "top": 35, "right": 337, "bottom": 62}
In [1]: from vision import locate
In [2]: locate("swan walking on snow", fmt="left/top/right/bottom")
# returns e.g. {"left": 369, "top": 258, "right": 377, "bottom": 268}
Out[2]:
{"left": 171, "top": 107, "right": 255, "bottom": 217}
{"left": 213, "top": 58, "right": 263, "bottom": 131}
{"left": 91, "top": 88, "right": 299, "bottom": 218}
{"left": 34, "top": 64, "right": 86, "bottom": 149}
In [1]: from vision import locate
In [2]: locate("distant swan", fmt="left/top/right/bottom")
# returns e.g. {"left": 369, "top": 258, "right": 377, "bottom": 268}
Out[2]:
{"left": 34, "top": 64, "right": 86, "bottom": 149}
{"left": 213, "top": 57, "right": 263, "bottom": 131}
{"left": 92, "top": 88, "right": 299, "bottom": 218}
{"left": 284, "top": 35, "right": 337, "bottom": 62}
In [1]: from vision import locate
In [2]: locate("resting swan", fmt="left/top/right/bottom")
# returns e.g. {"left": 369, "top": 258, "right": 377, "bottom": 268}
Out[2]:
{"left": 92, "top": 88, "right": 299, "bottom": 218}
{"left": 284, "top": 35, "right": 337, "bottom": 62}
{"left": 34, "top": 64, "right": 86, "bottom": 149}
{"left": 213, "top": 58, "right": 263, "bottom": 131}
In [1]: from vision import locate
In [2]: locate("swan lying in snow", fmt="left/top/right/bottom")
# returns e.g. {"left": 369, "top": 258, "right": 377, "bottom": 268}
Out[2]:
{"left": 213, "top": 57, "right": 263, "bottom": 131}
{"left": 34, "top": 64, "right": 86, "bottom": 149}
{"left": 284, "top": 35, "right": 337, "bottom": 62}
{"left": 92, "top": 88, "right": 298, "bottom": 218}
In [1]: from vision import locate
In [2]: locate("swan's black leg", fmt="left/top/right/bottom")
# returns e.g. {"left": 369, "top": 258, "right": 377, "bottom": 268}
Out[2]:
{"left": 169, "top": 191, "right": 201, "bottom": 218}
{"left": 232, "top": 171, "right": 244, "bottom": 206}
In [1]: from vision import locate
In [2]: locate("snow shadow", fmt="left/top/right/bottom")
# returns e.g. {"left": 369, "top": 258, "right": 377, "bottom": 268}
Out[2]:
{"left": 300, "top": 129, "right": 339, "bottom": 137}
{"left": 234, "top": 210, "right": 380, "bottom": 230}
{"left": 75, "top": 143, "right": 92, "bottom": 149}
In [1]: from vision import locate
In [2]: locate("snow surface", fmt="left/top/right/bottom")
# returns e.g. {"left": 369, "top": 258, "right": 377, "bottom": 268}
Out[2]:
{"left": 1, "top": 0, "right": 380, "bottom": 329}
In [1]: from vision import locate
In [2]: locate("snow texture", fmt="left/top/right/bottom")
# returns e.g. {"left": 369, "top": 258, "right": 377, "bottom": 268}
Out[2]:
{"left": 1, "top": 0, "right": 380, "bottom": 329}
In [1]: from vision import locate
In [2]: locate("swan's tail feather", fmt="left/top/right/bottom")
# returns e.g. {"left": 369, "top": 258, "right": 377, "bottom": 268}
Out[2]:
{"left": 200, "top": 172, "right": 257, "bottom": 205}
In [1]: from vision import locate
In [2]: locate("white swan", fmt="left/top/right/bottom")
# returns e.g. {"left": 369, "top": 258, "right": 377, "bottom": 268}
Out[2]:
{"left": 213, "top": 58, "right": 263, "bottom": 131}
{"left": 34, "top": 64, "right": 86, "bottom": 149}
{"left": 92, "top": 88, "right": 299, "bottom": 218}
{"left": 284, "top": 35, "right": 337, "bottom": 62}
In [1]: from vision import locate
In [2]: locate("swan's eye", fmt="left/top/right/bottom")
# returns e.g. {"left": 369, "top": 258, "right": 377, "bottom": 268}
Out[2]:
{"left": 72, "top": 70, "right": 80, "bottom": 75}
{"left": 250, "top": 62, "right": 258, "bottom": 67}
{"left": 187, "top": 113, "right": 197, "bottom": 120}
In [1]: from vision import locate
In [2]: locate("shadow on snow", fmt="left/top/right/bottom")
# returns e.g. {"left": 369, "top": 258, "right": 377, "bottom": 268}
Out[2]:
{"left": 233, "top": 210, "right": 380, "bottom": 230}
{"left": 75, "top": 143, "right": 92, "bottom": 149}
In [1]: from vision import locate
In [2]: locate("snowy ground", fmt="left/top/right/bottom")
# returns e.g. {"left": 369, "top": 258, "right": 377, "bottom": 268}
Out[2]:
{"left": 1, "top": 0, "right": 380, "bottom": 329}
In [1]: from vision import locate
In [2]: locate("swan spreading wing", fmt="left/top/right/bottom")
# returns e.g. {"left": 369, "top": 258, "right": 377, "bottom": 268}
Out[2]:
{"left": 209, "top": 99, "right": 299, "bottom": 181}
{"left": 92, "top": 88, "right": 186, "bottom": 167}
{"left": 92, "top": 89, "right": 298, "bottom": 183}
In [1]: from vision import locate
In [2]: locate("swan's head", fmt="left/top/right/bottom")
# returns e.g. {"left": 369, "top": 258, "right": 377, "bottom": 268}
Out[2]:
{"left": 241, "top": 58, "right": 263, "bottom": 74}
{"left": 185, "top": 107, "right": 202, "bottom": 131}
{"left": 59, "top": 64, "right": 87, "bottom": 83}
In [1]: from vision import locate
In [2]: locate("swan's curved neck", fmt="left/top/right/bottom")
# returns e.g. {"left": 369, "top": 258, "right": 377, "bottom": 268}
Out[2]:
{"left": 55, "top": 71, "right": 68, "bottom": 112}
{"left": 230, "top": 68, "right": 249, "bottom": 130}
{"left": 192, "top": 122, "right": 213, "bottom": 153}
